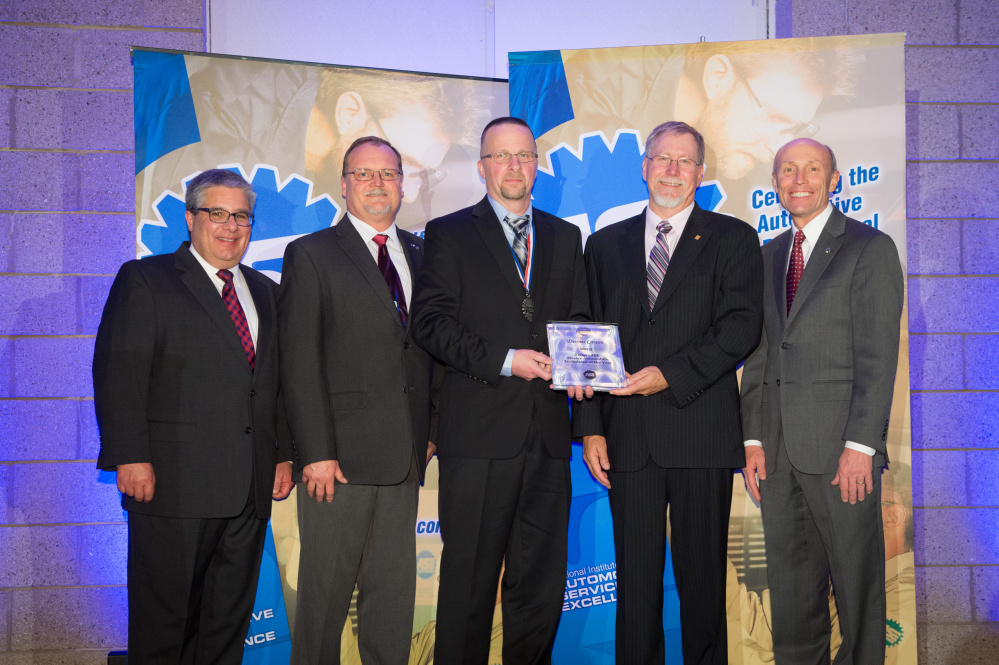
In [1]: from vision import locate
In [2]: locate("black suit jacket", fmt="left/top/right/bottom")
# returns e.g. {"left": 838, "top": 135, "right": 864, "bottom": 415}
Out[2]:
{"left": 278, "top": 218, "right": 437, "bottom": 484}
{"left": 411, "top": 197, "right": 590, "bottom": 459}
{"left": 573, "top": 204, "right": 764, "bottom": 470}
{"left": 94, "top": 242, "right": 290, "bottom": 519}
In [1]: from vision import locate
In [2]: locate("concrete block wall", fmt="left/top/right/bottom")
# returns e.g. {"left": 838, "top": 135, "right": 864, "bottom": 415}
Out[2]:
{"left": 785, "top": 0, "right": 999, "bottom": 662}
{"left": 0, "top": 1, "right": 204, "bottom": 662}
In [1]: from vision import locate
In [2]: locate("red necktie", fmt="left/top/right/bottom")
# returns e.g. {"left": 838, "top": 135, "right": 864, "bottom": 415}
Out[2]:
{"left": 786, "top": 230, "right": 805, "bottom": 316}
{"left": 373, "top": 234, "right": 408, "bottom": 326}
{"left": 217, "top": 269, "right": 255, "bottom": 370}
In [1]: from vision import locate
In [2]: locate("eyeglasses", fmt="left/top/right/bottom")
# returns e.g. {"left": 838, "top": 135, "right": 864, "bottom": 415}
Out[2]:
{"left": 644, "top": 155, "right": 702, "bottom": 172}
{"left": 347, "top": 168, "right": 403, "bottom": 181}
{"left": 196, "top": 207, "right": 254, "bottom": 227}
{"left": 480, "top": 151, "right": 539, "bottom": 164}
{"left": 738, "top": 73, "right": 821, "bottom": 139}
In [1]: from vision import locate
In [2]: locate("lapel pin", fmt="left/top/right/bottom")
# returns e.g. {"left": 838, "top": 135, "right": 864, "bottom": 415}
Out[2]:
{"left": 694, "top": 235, "right": 701, "bottom": 240}
{"left": 824, "top": 247, "right": 831, "bottom": 253}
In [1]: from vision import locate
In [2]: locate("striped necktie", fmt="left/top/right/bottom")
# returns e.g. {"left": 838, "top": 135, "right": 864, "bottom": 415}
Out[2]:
{"left": 647, "top": 220, "right": 672, "bottom": 311}
{"left": 505, "top": 214, "right": 530, "bottom": 269}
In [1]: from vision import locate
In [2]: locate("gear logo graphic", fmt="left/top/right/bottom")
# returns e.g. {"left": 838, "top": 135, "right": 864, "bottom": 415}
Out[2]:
{"left": 138, "top": 164, "right": 340, "bottom": 281}
{"left": 533, "top": 130, "right": 726, "bottom": 243}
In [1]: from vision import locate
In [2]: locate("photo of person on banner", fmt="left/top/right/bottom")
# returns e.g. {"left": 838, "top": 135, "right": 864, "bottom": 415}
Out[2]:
{"left": 304, "top": 65, "right": 501, "bottom": 232}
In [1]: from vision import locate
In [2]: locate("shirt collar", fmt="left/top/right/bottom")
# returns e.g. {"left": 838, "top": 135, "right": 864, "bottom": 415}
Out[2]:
{"left": 488, "top": 195, "right": 534, "bottom": 230}
{"left": 189, "top": 243, "right": 243, "bottom": 285}
{"left": 645, "top": 200, "right": 695, "bottom": 237}
{"left": 794, "top": 203, "right": 834, "bottom": 247}
{"left": 347, "top": 212, "right": 401, "bottom": 248}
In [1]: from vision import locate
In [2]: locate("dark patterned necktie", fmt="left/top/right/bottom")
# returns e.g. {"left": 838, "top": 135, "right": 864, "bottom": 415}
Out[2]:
{"left": 646, "top": 221, "right": 672, "bottom": 310}
{"left": 786, "top": 229, "right": 806, "bottom": 315}
{"left": 217, "top": 269, "right": 255, "bottom": 370}
{"left": 373, "top": 234, "right": 408, "bottom": 326}
{"left": 505, "top": 214, "right": 530, "bottom": 269}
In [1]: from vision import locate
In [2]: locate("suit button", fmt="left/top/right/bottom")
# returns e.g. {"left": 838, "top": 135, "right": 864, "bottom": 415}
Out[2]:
{"left": 249, "top": 389, "right": 256, "bottom": 397}
{"left": 776, "top": 379, "right": 781, "bottom": 387}
{"left": 404, "top": 341, "right": 410, "bottom": 349}
{"left": 402, "top": 387, "right": 408, "bottom": 393}
{"left": 649, "top": 318, "right": 656, "bottom": 325}
{"left": 244, "top": 426, "right": 252, "bottom": 434}
{"left": 781, "top": 342, "right": 789, "bottom": 349}
{"left": 531, "top": 333, "right": 538, "bottom": 339}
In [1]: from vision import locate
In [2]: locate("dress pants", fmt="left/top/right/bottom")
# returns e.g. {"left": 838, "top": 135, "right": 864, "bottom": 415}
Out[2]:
{"left": 608, "top": 462, "right": 732, "bottom": 665}
{"left": 760, "top": 439, "right": 885, "bottom": 665}
{"left": 127, "top": 495, "right": 267, "bottom": 665}
{"left": 291, "top": 455, "right": 420, "bottom": 665}
{"left": 434, "top": 412, "right": 571, "bottom": 665}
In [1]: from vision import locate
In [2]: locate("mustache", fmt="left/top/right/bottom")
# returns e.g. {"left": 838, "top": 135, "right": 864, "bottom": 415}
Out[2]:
{"left": 365, "top": 188, "right": 391, "bottom": 196}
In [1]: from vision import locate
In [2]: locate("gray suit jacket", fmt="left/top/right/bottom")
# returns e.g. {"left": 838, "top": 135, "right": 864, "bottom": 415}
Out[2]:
{"left": 740, "top": 209, "right": 904, "bottom": 474}
{"left": 278, "top": 218, "right": 437, "bottom": 484}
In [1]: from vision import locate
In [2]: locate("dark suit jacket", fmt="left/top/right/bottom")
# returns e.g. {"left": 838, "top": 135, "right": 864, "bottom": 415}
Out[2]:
{"left": 278, "top": 218, "right": 436, "bottom": 484}
{"left": 94, "top": 242, "right": 289, "bottom": 519}
{"left": 411, "top": 197, "right": 591, "bottom": 459}
{"left": 740, "top": 210, "right": 904, "bottom": 474}
{"left": 573, "top": 204, "right": 764, "bottom": 470}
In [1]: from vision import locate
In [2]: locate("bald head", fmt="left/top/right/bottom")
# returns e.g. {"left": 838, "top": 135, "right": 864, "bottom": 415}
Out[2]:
{"left": 773, "top": 138, "right": 837, "bottom": 177}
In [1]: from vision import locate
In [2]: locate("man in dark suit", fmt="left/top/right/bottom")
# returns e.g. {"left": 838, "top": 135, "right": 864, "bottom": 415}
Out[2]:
{"left": 410, "top": 116, "right": 590, "bottom": 665}
{"left": 93, "top": 169, "right": 293, "bottom": 664}
{"left": 278, "top": 136, "right": 437, "bottom": 665}
{"left": 575, "top": 121, "right": 763, "bottom": 665}
{"left": 740, "top": 138, "right": 904, "bottom": 664}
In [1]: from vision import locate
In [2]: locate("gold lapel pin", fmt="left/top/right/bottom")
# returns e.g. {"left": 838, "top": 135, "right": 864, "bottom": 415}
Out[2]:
{"left": 694, "top": 235, "right": 701, "bottom": 240}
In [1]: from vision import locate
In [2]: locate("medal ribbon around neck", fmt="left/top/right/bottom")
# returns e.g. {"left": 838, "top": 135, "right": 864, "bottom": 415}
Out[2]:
{"left": 510, "top": 225, "right": 534, "bottom": 295}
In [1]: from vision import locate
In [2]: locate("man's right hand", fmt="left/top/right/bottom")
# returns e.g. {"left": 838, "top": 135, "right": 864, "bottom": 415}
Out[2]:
{"left": 511, "top": 349, "right": 553, "bottom": 381}
{"left": 117, "top": 462, "right": 156, "bottom": 503}
{"left": 582, "top": 435, "right": 611, "bottom": 489}
{"left": 303, "top": 460, "right": 348, "bottom": 503}
{"left": 742, "top": 446, "right": 767, "bottom": 503}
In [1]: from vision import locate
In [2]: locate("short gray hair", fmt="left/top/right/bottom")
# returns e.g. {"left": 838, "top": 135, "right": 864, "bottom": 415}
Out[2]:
{"left": 185, "top": 169, "right": 256, "bottom": 212}
{"left": 644, "top": 121, "right": 705, "bottom": 166}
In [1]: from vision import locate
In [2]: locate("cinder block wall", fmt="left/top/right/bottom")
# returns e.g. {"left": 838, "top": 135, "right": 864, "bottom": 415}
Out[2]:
{"left": 784, "top": 0, "right": 999, "bottom": 662}
{"left": 0, "top": 2, "right": 204, "bottom": 662}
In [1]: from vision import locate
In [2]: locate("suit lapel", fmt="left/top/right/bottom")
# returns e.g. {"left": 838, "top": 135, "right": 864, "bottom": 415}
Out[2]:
{"left": 243, "top": 268, "right": 271, "bottom": 380}
{"left": 617, "top": 213, "right": 649, "bottom": 314}
{"left": 786, "top": 210, "right": 846, "bottom": 327}
{"left": 399, "top": 229, "right": 422, "bottom": 332}
{"left": 335, "top": 216, "right": 404, "bottom": 328}
{"left": 770, "top": 231, "right": 792, "bottom": 330}
{"left": 652, "top": 204, "right": 712, "bottom": 314}
{"left": 174, "top": 244, "right": 251, "bottom": 370}
{"left": 529, "top": 211, "right": 554, "bottom": 306}
{"left": 471, "top": 197, "right": 529, "bottom": 299}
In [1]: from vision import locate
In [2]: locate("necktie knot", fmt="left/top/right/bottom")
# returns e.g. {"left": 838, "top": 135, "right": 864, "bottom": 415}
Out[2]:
{"left": 657, "top": 221, "right": 673, "bottom": 236}
{"left": 793, "top": 229, "right": 805, "bottom": 248}
{"left": 506, "top": 214, "right": 530, "bottom": 236}
{"left": 373, "top": 233, "right": 389, "bottom": 249}
{"left": 217, "top": 269, "right": 234, "bottom": 285}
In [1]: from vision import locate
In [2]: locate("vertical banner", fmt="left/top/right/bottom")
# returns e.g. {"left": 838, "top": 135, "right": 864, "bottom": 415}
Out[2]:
{"left": 509, "top": 33, "right": 914, "bottom": 664}
{"left": 134, "top": 49, "right": 508, "bottom": 664}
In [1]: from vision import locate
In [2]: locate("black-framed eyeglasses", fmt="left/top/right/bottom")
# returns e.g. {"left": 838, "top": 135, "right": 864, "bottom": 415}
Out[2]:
{"left": 196, "top": 207, "right": 254, "bottom": 227}
{"left": 480, "top": 151, "right": 539, "bottom": 164}
{"left": 347, "top": 168, "right": 403, "bottom": 181}
{"left": 644, "top": 155, "right": 702, "bottom": 172}
{"left": 738, "top": 72, "right": 821, "bottom": 139}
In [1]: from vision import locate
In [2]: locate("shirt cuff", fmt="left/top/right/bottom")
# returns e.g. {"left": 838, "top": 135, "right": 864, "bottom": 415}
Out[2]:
{"left": 744, "top": 440, "right": 763, "bottom": 447}
{"left": 845, "top": 441, "right": 876, "bottom": 456}
{"left": 501, "top": 349, "right": 515, "bottom": 377}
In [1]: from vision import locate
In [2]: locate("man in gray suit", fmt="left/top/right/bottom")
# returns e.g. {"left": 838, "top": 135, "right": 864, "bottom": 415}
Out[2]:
{"left": 740, "top": 138, "right": 904, "bottom": 664}
{"left": 278, "top": 136, "right": 437, "bottom": 664}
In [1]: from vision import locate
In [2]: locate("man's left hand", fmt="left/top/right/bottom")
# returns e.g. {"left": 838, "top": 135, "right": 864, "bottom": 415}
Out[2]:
{"left": 831, "top": 448, "right": 874, "bottom": 504}
{"left": 610, "top": 367, "right": 668, "bottom": 396}
{"left": 272, "top": 461, "right": 294, "bottom": 500}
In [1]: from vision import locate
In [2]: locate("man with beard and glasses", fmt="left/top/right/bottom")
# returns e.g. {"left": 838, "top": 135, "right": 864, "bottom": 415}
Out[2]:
{"left": 575, "top": 121, "right": 763, "bottom": 665}
{"left": 279, "top": 136, "right": 439, "bottom": 665}
{"left": 411, "top": 116, "right": 591, "bottom": 665}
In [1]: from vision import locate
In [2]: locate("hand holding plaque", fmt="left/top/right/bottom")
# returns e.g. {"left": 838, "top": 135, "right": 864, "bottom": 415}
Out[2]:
{"left": 546, "top": 322, "right": 627, "bottom": 391}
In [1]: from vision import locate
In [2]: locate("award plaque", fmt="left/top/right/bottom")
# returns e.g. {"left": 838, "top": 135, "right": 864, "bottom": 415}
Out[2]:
{"left": 546, "top": 321, "right": 627, "bottom": 391}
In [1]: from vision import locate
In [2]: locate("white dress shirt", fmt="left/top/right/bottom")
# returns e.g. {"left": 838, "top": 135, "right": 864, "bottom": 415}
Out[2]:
{"left": 744, "top": 203, "right": 875, "bottom": 457}
{"left": 189, "top": 244, "right": 259, "bottom": 346}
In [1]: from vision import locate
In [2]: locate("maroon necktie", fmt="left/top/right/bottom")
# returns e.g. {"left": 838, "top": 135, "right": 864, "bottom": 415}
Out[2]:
{"left": 373, "top": 234, "right": 408, "bottom": 326}
{"left": 786, "top": 229, "right": 805, "bottom": 315}
{"left": 217, "top": 269, "right": 255, "bottom": 370}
